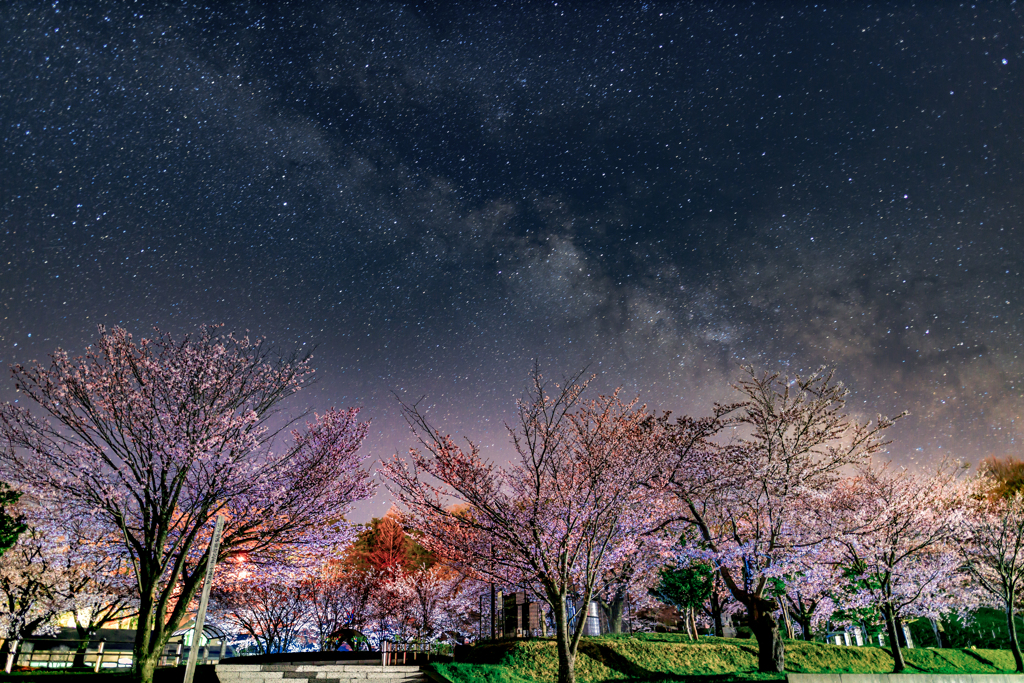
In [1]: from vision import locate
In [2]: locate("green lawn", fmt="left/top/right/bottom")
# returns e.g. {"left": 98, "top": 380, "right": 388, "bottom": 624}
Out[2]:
{"left": 434, "top": 635, "right": 1024, "bottom": 683}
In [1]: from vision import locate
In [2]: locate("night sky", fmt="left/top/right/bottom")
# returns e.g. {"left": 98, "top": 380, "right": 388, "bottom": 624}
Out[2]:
{"left": 2, "top": 2, "right": 1022, "bottom": 518}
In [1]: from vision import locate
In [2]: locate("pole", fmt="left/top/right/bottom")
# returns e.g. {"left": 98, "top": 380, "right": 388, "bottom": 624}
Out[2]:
{"left": 490, "top": 583, "right": 496, "bottom": 640}
{"left": 4, "top": 639, "right": 20, "bottom": 673}
{"left": 93, "top": 640, "right": 105, "bottom": 673}
{"left": 626, "top": 593, "right": 633, "bottom": 635}
{"left": 183, "top": 514, "right": 225, "bottom": 683}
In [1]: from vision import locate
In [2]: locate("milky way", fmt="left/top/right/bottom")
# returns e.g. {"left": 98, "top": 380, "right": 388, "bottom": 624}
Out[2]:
{"left": 2, "top": 2, "right": 1022, "bottom": 517}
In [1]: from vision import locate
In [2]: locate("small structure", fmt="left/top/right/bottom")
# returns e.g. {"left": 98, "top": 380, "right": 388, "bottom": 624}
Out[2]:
{"left": 503, "top": 592, "right": 543, "bottom": 636}
{"left": 825, "top": 628, "right": 865, "bottom": 647}
{"left": 170, "top": 622, "right": 232, "bottom": 665}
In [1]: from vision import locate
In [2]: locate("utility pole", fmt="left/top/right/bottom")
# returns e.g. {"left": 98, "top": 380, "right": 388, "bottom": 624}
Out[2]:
{"left": 183, "top": 515, "right": 225, "bottom": 683}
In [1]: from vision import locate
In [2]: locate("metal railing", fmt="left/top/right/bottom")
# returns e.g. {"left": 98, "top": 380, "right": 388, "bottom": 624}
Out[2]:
{"left": 2, "top": 638, "right": 229, "bottom": 674}
{"left": 380, "top": 640, "right": 441, "bottom": 666}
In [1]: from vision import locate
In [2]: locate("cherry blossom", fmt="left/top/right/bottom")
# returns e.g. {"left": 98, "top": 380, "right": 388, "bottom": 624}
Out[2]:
{"left": 814, "top": 461, "right": 966, "bottom": 672}
{"left": 0, "top": 325, "right": 375, "bottom": 683}
{"left": 381, "top": 369, "right": 672, "bottom": 683}
{"left": 666, "top": 366, "right": 903, "bottom": 672}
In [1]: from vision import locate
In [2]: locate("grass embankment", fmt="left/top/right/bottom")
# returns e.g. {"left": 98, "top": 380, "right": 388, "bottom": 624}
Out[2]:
{"left": 433, "top": 634, "right": 1024, "bottom": 683}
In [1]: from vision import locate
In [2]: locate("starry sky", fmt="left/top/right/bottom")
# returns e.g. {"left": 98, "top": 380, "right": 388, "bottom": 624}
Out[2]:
{"left": 2, "top": 2, "right": 1022, "bottom": 518}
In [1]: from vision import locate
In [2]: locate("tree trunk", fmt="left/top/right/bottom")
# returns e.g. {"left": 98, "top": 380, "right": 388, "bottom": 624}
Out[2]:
{"left": 135, "top": 649, "right": 160, "bottom": 683}
{"left": 133, "top": 595, "right": 155, "bottom": 683}
{"left": 552, "top": 597, "right": 577, "bottom": 683}
{"left": 710, "top": 587, "right": 724, "bottom": 637}
{"left": 603, "top": 595, "right": 625, "bottom": 634}
{"left": 132, "top": 590, "right": 171, "bottom": 683}
{"left": 1007, "top": 606, "right": 1023, "bottom": 673}
{"left": 798, "top": 618, "right": 813, "bottom": 642}
{"left": 894, "top": 616, "right": 908, "bottom": 648}
{"left": 929, "top": 618, "right": 944, "bottom": 649}
{"left": 72, "top": 641, "right": 89, "bottom": 668}
{"left": 883, "top": 607, "right": 905, "bottom": 673}
{"left": 780, "top": 599, "right": 793, "bottom": 640}
{"left": 748, "top": 598, "right": 784, "bottom": 673}
{"left": 72, "top": 625, "right": 91, "bottom": 668}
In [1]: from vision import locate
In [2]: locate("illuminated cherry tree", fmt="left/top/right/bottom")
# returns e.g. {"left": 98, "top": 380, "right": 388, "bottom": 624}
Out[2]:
{"left": 211, "top": 561, "right": 313, "bottom": 655}
{"left": 817, "top": 461, "right": 965, "bottom": 672}
{"left": 593, "top": 527, "right": 674, "bottom": 634}
{"left": 0, "top": 525, "right": 65, "bottom": 660}
{"left": 0, "top": 325, "right": 375, "bottom": 683}
{"left": 381, "top": 370, "right": 670, "bottom": 683}
{"left": 666, "top": 366, "right": 903, "bottom": 672}
{"left": 0, "top": 498, "right": 135, "bottom": 667}
{"left": 775, "top": 544, "right": 843, "bottom": 641}
{"left": 393, "top": 562, "right": 477, "bottom": 641}
{"left": 48, "top": 511, "right": 137, "bottom": 666}
{"left": 957, "top": 480, "right": 1024, "bottom": 671}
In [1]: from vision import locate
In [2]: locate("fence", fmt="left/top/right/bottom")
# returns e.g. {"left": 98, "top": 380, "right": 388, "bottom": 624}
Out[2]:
{"left": 380, "top": 641, "right": 443, "bottom": 666}
{"left": 2, "top": 637, "right": 229, "bottom": 674}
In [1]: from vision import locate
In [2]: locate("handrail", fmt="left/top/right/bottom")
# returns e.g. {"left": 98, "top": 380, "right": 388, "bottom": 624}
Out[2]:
{"left": 3, "top": 638, "right": 225, "bottom": 673}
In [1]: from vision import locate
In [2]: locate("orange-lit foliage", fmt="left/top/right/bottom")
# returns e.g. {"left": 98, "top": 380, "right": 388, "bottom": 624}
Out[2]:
{"left": 347, "top": 508, "right": 433, "bottom": 573}
{"left": 980, "top": 456, "right": 1024, "bottom": 502}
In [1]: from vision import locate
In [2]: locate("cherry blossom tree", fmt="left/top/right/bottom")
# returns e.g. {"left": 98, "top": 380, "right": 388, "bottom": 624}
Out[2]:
{"left": 45, "top": 511, "right": 137, "bottom": 666}
{"left": 394, "top": 563, "right": 476, "bottom": 642}
{"left": 0, "top": 498, "right": 135, "bottom": 667}
{"left": 957, "top": 480, "right": 1024, "bottom": 671}
{"left": 593, "top": 529, "right": 672, "bottom": 635}
{"left": 0, "top": 325, "right": 375, "bottom": 683}
{"left": 666, "top": 366, "right": 902, "bottom": 672}
{"left": 381, "top": 369, "right": 670, "bottom": 683}
{"left": 211, "top": 562, "right": 313, "bottom": 654}
{"left": 0, "top": 524, "right": 65, "bottom": 664}
{"left": 304, "top": 560, "right": 362, "bottom": 651}
{"left": 776, "top": 545, "right": 842, "bottom": 641}
{"left": 817, "top": 462, "right": 965, "bottom": 672}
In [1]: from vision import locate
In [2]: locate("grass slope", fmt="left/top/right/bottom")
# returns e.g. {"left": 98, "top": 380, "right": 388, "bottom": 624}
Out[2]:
{"left": 435, "top": 635, "right": 1024, "bottom": 683}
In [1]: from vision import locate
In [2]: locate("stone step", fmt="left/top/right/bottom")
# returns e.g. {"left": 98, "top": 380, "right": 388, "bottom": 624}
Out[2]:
{"left": 304, "top": 676, "right": 424, "bottom": 682}
{"left": 366, "top": 673, "right": 425, "bottom": 679}
{"left": 216, "top": 672, "right": 287, "bottom": 680}
{"left": 271, "top": 678, "right": 423, "bottom": 683}
{"left": 215, "top": 662, "right": 425, "bottom": 683}
{"left": 294, "top": 665, "right": 405, "bottom": 672}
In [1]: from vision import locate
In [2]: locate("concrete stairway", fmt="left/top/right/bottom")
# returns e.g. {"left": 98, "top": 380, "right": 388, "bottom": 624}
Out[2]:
{"left": 215, "top": 662, "right": 426, "bottom": 683}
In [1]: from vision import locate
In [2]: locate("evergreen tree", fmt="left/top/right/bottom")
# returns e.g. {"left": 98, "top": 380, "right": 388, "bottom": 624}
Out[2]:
{"left": 0, "top": 482, "right": 26, "bottom": 557}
